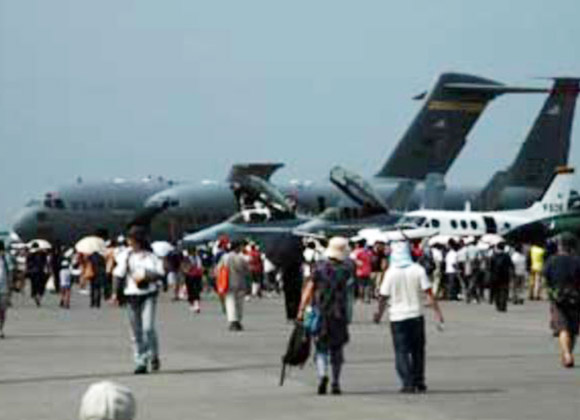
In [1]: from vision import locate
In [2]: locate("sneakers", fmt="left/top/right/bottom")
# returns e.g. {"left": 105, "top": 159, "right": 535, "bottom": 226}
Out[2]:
{"left": 134, "top": 365, "right": 148, "bottom": 375}
{"left": 399, "top": 386, "right": 415, "bottom": 394}
{"left": 317, "top": 377, "right": 328, "bottom": 395}
{"left": 228, "top": 321, "right": 243, "bottom": 331}
{"left": 151, "top": 357, "right": 161, "bottom": 372}
{"left": 331, "top": 383, "right": 342, "bottom": 395}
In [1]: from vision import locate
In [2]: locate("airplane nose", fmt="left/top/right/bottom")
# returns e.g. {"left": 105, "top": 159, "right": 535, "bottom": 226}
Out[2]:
{"left": 11, "top": 208, "right": 39, "bottom": 242}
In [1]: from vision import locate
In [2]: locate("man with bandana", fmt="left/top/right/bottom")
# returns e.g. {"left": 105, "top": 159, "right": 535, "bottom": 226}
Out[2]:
{"left": 376, "top": 240, "right": 444, "bottom": 393}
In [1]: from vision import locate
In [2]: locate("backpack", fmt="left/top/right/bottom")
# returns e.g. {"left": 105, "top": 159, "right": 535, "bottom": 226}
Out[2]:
{"left": 280, "top": 323, "right": 311, "bottom": 386}
{"left": 216, "top": 263, "right": 229, "bottom": 296}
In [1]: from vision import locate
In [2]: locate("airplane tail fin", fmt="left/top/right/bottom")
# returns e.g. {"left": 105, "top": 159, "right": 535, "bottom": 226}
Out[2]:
{"left": 527, "top": 167, "right": 574, "bottom": 217}
{"left": 375, "top": 73, "right": 547, "bottom": 180}
{"left": 506, "top": 78, "right": 580, "bottom": 189}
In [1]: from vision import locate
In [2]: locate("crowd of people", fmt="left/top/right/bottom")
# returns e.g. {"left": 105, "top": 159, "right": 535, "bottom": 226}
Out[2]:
{"left": 0, "top": 227, "right": 579, "bottom": 394}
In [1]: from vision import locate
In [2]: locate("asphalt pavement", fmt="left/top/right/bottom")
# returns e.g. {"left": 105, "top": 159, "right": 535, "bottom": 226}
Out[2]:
{"left": 0, "top": 291, "right": 579, "bottom": 420}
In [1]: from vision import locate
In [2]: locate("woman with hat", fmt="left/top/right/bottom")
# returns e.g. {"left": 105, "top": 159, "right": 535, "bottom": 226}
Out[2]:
{"left": 113, "top": 225, "right": 164, "bottom": 374}
{"left": 297, "top": 237, "right": 354, "bottom": 395}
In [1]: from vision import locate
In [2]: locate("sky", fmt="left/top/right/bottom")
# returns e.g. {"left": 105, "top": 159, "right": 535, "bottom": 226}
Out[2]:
{"left": 1, "top": 0, "right": 580, "bottom": 230}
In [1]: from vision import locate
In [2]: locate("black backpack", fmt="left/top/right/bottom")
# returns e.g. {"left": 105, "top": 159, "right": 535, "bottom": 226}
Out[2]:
{"left": 280, "top": 323, "right": 311, "bottom": 386}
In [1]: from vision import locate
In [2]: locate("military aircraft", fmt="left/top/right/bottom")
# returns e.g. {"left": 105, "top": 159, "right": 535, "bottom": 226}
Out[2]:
{"left": 294, "top": 78, "right": 580, "bottom": 237}
{"left": 11, "top": 73, "right": 575, "bottom": 244}
{"left": 357, "top": 167, "right": 575, "bottom": 244}
{"left": 11, "top": 177, "right": 177, "bottom": 244}
{"left": 142, "top": 72, "right": 555, "bottom": 240}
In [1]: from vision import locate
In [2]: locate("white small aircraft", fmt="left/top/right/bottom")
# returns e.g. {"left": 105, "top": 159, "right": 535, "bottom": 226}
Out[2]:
{"left": 356, "top": 167, "right": 575, "bottom": 244}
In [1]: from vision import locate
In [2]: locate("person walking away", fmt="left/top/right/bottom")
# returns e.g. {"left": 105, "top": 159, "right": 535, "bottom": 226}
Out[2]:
{"left": 218, "top": 240, "right": 249, "bottom": 331}
{"left": 352, "top": 240, "right": 373, "bottom": 303}
{"left": 490, "top": 243, "right": 514, "bottom": 312}
{"left": 59, "top": 249, "right": 74, "bottom": 309}
{"left": 0, "top": 242, "right": 13, "bottom": 338}
{"left": 248, "top": 244, "right": 264, "bottom": 298}
{"left": 511, "top": 244, "right": 527, "bottom": 305}
{"left": 430, "top": 245, "right": 444, "bottom": 298}
{"left": 113, "top": 225, "right": 164, "bottom": 374}
{"left": 297, "top": 237, "right": 353, "bottom": 395}
{"left": 464, "top": 240, "right": 482, "bottom": 303}
{"left": 85, "top": 251, "right": 107, "bottom": 308}
{"left": 529, "top": 243, "right": 546, "bottom": 300}
{"left": 371, "top": 241, "right": 389, "bottom": 298}
{"left": 182, "top": 248, "right": 203, "bottom": 313}
{"left": 26, "top": 243, "right": 49, "bottom": 307}
{"left": 303, "top": 240, "right": 322, "bottom": 282}
{"left": 444, "top": 240, "right": 459, "bottom": 300}
{"left": 376, "top": 240, "right": 444, "bottom": 393}
{"left": 543, "top": 232, "right": 580, "bottom": 368}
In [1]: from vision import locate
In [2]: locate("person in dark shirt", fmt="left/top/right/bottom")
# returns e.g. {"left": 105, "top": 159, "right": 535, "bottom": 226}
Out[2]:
{"left": 543, "top": 232, "right": 580, "bottom": 368}
{"left": 26, "top": 244, "right": 49, "bottom": 307}
{"left": 489, "top": 242, "right": 514, "bottom": 312}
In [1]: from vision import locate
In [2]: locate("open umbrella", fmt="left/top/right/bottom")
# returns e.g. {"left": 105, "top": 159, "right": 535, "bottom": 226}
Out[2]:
{"left": 480, "top": 233, "right": 504, "bottom": 246}
{"left": 75, "top": 236, "right": 106, "bottom": 255}
{"left": 151, "top": 241, "right": 175, "bottom": 258}
{"left": 27, "top": 239, "right": 52, "bottom": 251}
{"left": 428, "top": 235, "right": 454, "bottom": 247}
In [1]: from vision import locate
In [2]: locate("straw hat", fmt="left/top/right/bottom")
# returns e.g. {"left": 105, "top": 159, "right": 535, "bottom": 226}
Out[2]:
{"left": 324, "top": 237, "right": 350, "bottom": 261}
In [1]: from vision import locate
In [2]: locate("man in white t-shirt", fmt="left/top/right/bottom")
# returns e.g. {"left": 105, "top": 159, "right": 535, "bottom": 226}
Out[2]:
{"left": 510, "top": 244, "right": 527, "bottom": 305}
{"left": 376, "top": 240, "right": 444, "bottom": 393}
{"left": 445, "top": 240, "right": 460, "bottom": 300}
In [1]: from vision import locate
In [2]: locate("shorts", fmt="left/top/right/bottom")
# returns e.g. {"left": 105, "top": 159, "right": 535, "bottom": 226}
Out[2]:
{"left": 60, "top": 269, "right": 72, "bottom": 289}
{"left": 550, "top": 302, "right": 580, "bottom": 337}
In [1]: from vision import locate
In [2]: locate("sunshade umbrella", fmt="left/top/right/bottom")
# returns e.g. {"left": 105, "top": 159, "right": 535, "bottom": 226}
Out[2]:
{"left": 428, "top": 235, "right": 453, "bottom": 246}
{"left": 75, "top": 236, "right": 106, "bottom": 255}
{"left": 480, "top": 233, "right": 505, "bottom": 246}
{"left": 27, "top": 239, "right": 52, "bottom": 251}
{"left": 151, "top": 241, "right": 175, "bottom": 258}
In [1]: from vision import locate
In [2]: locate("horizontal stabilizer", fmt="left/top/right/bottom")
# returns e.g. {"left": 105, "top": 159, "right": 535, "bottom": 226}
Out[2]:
{"left": 444, "top": 83, "right": 549, "bottom": 94}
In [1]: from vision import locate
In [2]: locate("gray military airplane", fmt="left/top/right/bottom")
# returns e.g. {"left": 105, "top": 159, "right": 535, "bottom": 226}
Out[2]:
{"left": 141, "top": 72, "right": 554, "bottom": 240}
{"left": 295, "top": 78, "right": 580, "bottom": 237}
{"left": 12, "top": 73, "right": 573, "bottom": 245}
{"left": 11, "top": 177, "right": 177, "bottom": 244}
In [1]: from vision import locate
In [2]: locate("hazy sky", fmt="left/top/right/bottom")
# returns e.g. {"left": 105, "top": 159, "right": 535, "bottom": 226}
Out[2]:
{"left": 2, "top": 0, "right": 580, "bottom": 230}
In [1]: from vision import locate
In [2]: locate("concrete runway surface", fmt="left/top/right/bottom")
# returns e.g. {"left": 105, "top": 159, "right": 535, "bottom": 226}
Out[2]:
{"left": 0, "top": 292, "right": 579, "bottom": 420}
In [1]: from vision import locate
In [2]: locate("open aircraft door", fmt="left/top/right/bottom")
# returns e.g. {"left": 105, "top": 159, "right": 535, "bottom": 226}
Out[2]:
{"left": 483, "top": 216, "right": 498, "bottom": 233}
{"left": 329, "top": 166, "right": 389, "bottom": 215}
{"left": 233, "top": 175, "right": 295, "bottom": 216}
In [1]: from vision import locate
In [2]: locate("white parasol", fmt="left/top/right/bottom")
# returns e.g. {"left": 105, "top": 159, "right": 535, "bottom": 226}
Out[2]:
{"left": 479, "top": 233, "right": 505, "bottom": 246}
{"left": 151, "top": 241, "right": 175, "bottom": 258}
{"left": 75, "top": 236, "right": 106, "bottom": 255}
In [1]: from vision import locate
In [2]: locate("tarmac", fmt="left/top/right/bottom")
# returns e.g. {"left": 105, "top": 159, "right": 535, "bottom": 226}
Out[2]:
{"left": 0, "top": 292, "right": 579, "bottom": 420}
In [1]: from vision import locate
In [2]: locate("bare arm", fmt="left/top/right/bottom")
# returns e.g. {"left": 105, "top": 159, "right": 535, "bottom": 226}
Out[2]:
{"left": 296, "top": 279, "right": 315, "bottom": 321}
{"left": 425, "top": 288, "right": 444, "bottom": 323}
{"left": 374, "top": 295, "right": 388, "bottom": 324}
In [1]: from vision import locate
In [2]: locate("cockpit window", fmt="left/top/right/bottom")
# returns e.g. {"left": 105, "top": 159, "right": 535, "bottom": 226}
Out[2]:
{"left": 43, "top": 197, "right": 66, "bottom": 210}
{"left": 396, "top": 216, "right": 427, "bottom": 229}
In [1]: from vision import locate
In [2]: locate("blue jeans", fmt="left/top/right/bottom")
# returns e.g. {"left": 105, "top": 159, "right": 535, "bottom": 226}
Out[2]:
{"left": 127, "top": 294, "right": 159, "bottom": 367}
{"left": 390, "top": 316, "right": 425, "bottom": 388}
